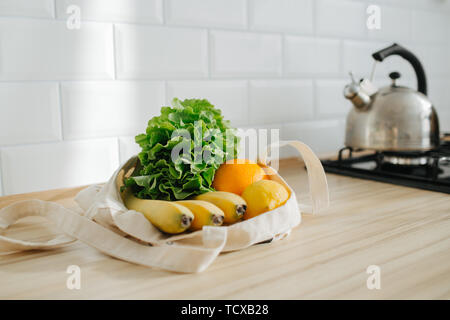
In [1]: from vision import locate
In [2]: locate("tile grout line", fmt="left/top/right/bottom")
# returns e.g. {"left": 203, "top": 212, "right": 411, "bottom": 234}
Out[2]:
{"left": 116, "top": 136, "right": 122, "bottom": 165}
{"left": 0, "top": 14, "right": 428, "bottom": 44}
{"left": 164, "top": 79, "right": 169, "bottom": 105}
{"left": 312, "top": 78, "right": 318, "bottom": 120}
{"left": 161, "top": 0, "right": 167, "bottom": 25}
{"left": 0, "top": 72, "right": 444, "bottom": 83}
{"left": 57, "top": 82, "right": 65, "bottom": 141}
{"left": 112, "top": 23, "right": 118, "bottom": 80}
{"left": 246, "top": 79, "right": 251, "bottom": 128}
{"left": 245, "top": 0, "right": 250, "bottom": 30}
{"left": 207, "top": 29, "right": 212, "bottom": 79}
{"left": 0, "top": 136, "right": 129, "bottom": 149}
{"left": 208, "top": 29, "right": 215, "bottom": 80}
{"left": 280, "top": 34, "right": 285, "bottom": 78}
{"left": 52, "top": 0, "right": 57, "bottom": 19}
{"left": 312, "top": 0, "right": 317, "bottom": 37}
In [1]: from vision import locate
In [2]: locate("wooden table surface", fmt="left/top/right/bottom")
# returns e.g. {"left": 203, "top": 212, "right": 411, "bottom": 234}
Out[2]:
{"left": 0, "top": 158, "right": 449, "bottom": 300}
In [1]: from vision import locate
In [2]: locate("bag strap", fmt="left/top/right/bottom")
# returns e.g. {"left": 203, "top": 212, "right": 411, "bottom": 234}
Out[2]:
{"left": 259, "top": 140, "right": 329, "bottom": 214}
{"left": 0, "top": 199, "right": 226, "bottom": 273}
{"left": 0, "top": 200, "right": 76, "bottom": 251}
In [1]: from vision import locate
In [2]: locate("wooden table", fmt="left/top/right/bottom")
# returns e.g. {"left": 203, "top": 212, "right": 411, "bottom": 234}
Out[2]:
{"left": 0, "top": 159, "right": 449, "bottom": 299}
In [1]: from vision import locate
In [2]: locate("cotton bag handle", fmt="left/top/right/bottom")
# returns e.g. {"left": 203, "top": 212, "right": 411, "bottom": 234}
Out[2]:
{"left": 259, "top": 140, "right": 330, "bottom": 214}
{"left": 0, "top": 199, "right": 226, "bottom": 273}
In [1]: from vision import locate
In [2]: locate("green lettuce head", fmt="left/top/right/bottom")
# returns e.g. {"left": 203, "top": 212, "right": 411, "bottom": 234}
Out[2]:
{"left": 124, "top": 98, "right": 240, "bottom": 200}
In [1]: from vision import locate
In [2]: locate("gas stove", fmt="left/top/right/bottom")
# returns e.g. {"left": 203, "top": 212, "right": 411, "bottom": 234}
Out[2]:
{"left": 321, "top": 135, "right": 450, "bottom": 194}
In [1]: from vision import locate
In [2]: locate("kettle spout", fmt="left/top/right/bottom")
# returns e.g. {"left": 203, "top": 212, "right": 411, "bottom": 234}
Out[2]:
{"left": 343, "top": 76, "right": 377, "bottom": 110}
{"left": 344, "top": 83, "right": 372, "bottom": 110}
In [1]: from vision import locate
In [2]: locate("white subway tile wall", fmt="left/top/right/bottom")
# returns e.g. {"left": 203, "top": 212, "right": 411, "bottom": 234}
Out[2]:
{"left": 0, "top": 83, "right": 62, "bottom": 146}
{"left": 210, "top": 30, "right": 282, "bottom": 77}
{"left": 316, "top": 0, "right": 367, "bottom": 38}
{"left": 0, "top": 0, "right": 54, "bottom": 18}
{"left": 284, "top": 36, "right": 341, "bottom": 76}
{"left": 367, "top": 5, "right": 411, "bottom": 41}
{"left": 0, "top": 19, "right": 115, "bottom": 80}
{"left": 55, "top": 0, "right": 163, "bottom": 24}
{"left": 249, "top": 0, "right": 313, "bottom": 34}
{"left": 61, "top": 81, "right": 165, "bottom": 139}
{"left": 166, "top": 0, "right": 246, "bottom": 29}
{"left": 166, "top": 80, "right": 248, "bottom": 126}
{"left": 282, "top": 119, "right": 346, "bottom": 155}
{"left": 0, "top": 138, "right": 119, "bottom": 194}
{"left": 429, "top": 78, "right": 450, "bottom": 132}
{"left": 248, "top": 80, "right": 314, "bottom": 124}
{"left": 0, "top": 0, "right": 449, "bottom": 194}
{"left": 315, "top": 80, "right": 350, "bottom": 117}
{"left": 411, "top": 10, "right": 448, "bottom": 44}
{"left": 118, "top": 136, "right": 141, "bottom": 165}
{"left": 115, "top": 24, "right": 208, "bottom": 79}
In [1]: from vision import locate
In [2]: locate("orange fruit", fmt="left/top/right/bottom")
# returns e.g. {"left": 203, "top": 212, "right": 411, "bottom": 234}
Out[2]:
{"left": 212, "top": 159, "right": 268, "bottom": 195}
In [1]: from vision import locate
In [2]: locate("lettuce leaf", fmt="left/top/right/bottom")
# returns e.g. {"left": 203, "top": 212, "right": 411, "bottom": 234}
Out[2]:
{"left": 124, "top": 98, "right": 240, "bottom": 200}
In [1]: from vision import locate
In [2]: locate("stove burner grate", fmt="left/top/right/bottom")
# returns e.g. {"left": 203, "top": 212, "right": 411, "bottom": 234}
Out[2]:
{"left": 322, "top": 138, "right": 450, "bottom": 194}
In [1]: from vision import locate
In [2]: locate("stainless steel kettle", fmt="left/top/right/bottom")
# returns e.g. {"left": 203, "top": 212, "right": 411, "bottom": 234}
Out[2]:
{"left": 343, "top": 43, "right": 440, "bottom": 151}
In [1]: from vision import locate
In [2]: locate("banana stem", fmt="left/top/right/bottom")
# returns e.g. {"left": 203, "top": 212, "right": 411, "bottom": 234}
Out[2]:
{"left": 180, "top": 214, "right": 193, "bottom": 228}
{"left": 212, "top": 214, "right": 224, "bottom": 226}
{"left": 235, "top": 204, "right": 247, "bottom": 216}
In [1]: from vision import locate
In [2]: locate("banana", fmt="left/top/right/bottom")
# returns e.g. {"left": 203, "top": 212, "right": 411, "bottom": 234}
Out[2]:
{"left": 177, "top": 200, "right": 225, "bottom": 231}
{"left": 122, "top": 188, "right": 194, "bottom": 234}
{"left": 194, "top": 191, "right": 247, "bottom": 224}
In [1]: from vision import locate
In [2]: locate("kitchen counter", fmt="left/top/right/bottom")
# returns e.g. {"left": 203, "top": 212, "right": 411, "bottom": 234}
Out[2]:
{"left": 0, "top": 158, "right": 449, "bottom": 299}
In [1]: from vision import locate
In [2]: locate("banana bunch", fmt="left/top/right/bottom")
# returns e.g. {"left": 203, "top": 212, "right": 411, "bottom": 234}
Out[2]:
{"left": 194, "top": 191, "right": 247, "bottom": 224}
{"left": 121, "top": 189, "right": 247, "bottom": 234}
{"left": 177, "top": 200, "right": 224, "bottom": 231}
{"left": 122, "top": 188, "right": 194, "bottom": 234}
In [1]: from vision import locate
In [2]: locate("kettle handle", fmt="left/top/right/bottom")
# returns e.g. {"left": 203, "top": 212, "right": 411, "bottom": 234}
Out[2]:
{"left": 372, "top": 43, "right": 427, "bottom": 95}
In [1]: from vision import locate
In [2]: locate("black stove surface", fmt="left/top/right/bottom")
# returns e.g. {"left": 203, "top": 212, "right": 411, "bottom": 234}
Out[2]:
{"left": 321, "top": 138, "right": 450, "bottom": 194}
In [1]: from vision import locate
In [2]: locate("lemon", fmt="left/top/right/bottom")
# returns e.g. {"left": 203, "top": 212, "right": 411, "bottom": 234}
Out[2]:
{"left": 242, "top": 180, "right": 289, "bottom": 220}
